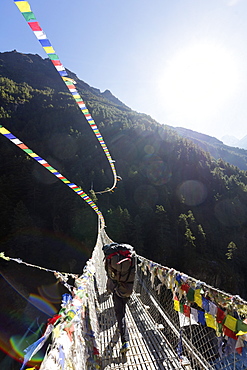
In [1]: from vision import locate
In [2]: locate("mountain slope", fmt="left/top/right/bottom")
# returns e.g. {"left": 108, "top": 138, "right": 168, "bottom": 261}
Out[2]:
{"left": 2, "top": 50, "right": 247, "bottom": 368}
{"left": 174, "top": 126, "right": 247, "bottom": 170}
{"left": 1, "top": 51, "right": 247, "bottom": 294}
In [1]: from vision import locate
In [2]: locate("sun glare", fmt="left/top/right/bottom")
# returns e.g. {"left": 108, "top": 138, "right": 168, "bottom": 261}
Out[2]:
{"left": 157, "top": 42, "right": 239, "bottom": 125}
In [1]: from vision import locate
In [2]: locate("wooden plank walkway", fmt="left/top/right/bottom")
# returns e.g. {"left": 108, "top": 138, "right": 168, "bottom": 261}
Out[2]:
{"left": 98, "top": 292, "right": 186, "bottom": 369}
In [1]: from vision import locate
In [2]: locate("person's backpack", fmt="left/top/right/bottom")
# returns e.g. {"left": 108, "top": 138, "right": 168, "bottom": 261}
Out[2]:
{"left": 103, "top": 243, "right": 136, "bottom": 297}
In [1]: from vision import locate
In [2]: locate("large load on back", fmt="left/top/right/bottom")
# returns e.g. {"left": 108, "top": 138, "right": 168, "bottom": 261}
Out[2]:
{"left": 102, "top": 243, "right": 136, "bottom": 297}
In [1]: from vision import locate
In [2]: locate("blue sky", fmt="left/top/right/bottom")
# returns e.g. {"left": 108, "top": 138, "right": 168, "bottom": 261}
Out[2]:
{"left": 1, "top": 0, "right": 247, "bottom": 141}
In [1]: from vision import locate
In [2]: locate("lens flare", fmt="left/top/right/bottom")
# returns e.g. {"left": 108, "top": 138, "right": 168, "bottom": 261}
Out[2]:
{"left": 146, "top": 160, "right": 172, "bottom": 185}
{"left": 28, "top": 294, "right": 57, "bottom": 316}
{"left": 9, "top": 327, "right": 45, "bottom": 367}
{"left": 0, "top": 320, "right": 45, "bottom": 366}
{"left": 38, "top": 281, "right": 62, "bottom": 304}
{"left": 177, "top": 180, "right": 207, "bottom": 206}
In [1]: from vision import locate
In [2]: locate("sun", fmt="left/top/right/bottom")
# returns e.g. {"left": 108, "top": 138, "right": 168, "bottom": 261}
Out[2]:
{"left": 157, "top": 41, "right": 239, "bottom": 125}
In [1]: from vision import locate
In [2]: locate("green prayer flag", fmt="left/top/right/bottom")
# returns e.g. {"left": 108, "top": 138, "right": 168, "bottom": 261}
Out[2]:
{"left": 22, "top": 12, "right": 36, "bottom": 21}
{"left": 186, "top": 287, "right": 195, "bottom": 302}
{"left": 236, "top": 319, "right": 247, "bottom": 334}
{"left": 48, "top": 54, "right": 59, "bottom": 60}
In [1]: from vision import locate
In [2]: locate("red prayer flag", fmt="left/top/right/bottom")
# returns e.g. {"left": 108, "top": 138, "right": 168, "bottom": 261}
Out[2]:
{"left": 183, "top": 305, "right": 191, "bottom": 317}
{"left": 18, "top": 143, "right": 28, "bottom": 149}
{"left": 216, "top": 308, "right": 225, "bottom": 324}
{"left": 223, "top": 326, "right": 237, "bottom": 340}
{"left": 47, "top": 314, "right": 61, "bottom": 326}
{"left": 51, "top": 60, "right": 62, "bottom": 66}
{"left": 28, "top": 21, "right": 42, "bottom": 31}
{"left": 181, "top": 283, "right": 190, "bottom": 292}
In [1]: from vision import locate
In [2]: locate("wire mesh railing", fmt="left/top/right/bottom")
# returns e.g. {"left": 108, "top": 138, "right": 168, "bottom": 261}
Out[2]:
{"left": 37, "top": 230, "right": 247, "bottom": 369}
{"left": 136, "top": 255, "right": 247, "bottom": 370}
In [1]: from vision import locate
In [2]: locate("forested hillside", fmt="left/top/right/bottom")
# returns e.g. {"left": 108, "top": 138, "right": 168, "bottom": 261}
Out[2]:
{"left": 1, "top": 50, "right": 247, "bottom": 300}
{"left": 174, "top": 126, "right": 247, "bottom": 171}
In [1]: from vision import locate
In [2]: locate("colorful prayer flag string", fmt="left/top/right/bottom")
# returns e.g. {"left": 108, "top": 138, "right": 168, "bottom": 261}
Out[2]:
{"left": 13, "top": 0, "right": 118, "bottom": 194}
{"left": 0, "top": 125, "right": 105, "bottom": 228}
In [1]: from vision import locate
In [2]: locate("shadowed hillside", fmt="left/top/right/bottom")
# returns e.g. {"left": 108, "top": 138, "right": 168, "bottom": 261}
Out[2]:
{"left": 2, "top": 52, "right": 247, "bottom": 368}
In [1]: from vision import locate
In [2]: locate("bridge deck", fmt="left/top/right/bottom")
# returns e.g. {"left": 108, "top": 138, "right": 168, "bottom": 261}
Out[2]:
{"left": 99, "top": 292, "right": 185, "bottom": 369}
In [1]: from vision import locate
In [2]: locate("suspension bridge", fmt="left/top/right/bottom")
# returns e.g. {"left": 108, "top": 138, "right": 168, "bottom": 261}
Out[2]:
{"left": 3, "top": 225, "right": 247, "bottom": 370}
{"left": 2, "top": 1, "right": 247, "bottom": 369}
{"left": 31, "top": 227, "right": 246, "bottom": 370}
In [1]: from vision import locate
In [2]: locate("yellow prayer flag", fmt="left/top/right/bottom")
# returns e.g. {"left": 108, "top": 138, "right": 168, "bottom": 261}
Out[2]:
{"left": 62, "top": 77, "right": 76, "bottom": 83}
{"left": 43, "top": 46, "right": 55, "bottom": 54}
{"left": 174, "top": 299, "right": 180, "bottom": 312}
{"left": 194, "top": 289, "right": 202, "bottom": 308}
{"left": 224, "top": 315, "right": 237, "bottom": 332}
{"left": 73, "top": 95, "right": 81, "bottom": 99}
{"left": 14, "top": 1, "right": 31, "bottom": 13}
{"left": 237, "top": 330, "right": 247, "bottom": 336}
{"left": 53, "top": 324, "right": 61, "bottom": 339}
{"left": 205, "top": 313, "right": 217, "bottom": 330}
{"left": 0, "top": 127, "right": 10, "bottom": 135}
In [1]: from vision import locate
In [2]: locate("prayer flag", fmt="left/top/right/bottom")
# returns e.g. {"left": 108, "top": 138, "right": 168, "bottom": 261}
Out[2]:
{"left": 198, "top": 311, "right": 205, "bottom": 325}
{"left": 58, "top": 71, "right": 68, "bottom": 76}
{"left": 178, "top": 312, "right": 190, "bottom": 327}
{"left": 20, "top": 324, "right": 53, "bottom": 370}
{"left": 202, "top": 296, "right": 209, "bottom": 312}
{"left": 48, "top": 54, "right": 59, "bottom": 60}
{"left": 28, "top": 21, "right": 42, "bottom": 31}
{"left": 43, "top": 46, "right": 55, "bottom": 54}
{"left": 209, "top": 301, "right": 217, "bottom": 317}
{"left": 58, "top": 344, "right": 65, "bottom": 367}
{"left": 223, "top": 326, "right": 237, "bottom": 340}
{"left": 14, "top": 1, "right": 31, "bottom": 13}
{"left": 33, "top": 30, "right": 47, "bottom": 39}
{"left": 190, "top": 308, "right": 198, "bottom": 325}
{"left": 55, "top": 65, "right": 65, "bottom": 71}
{"left": 186, "top": 287, "right": 195, "bottom": 302}
{"left": 216, "top": 308, "right": 225, "bottom": 324}
{"left": 22, "top": 12, "right": 36, "bottom": 21}
{"left": 205, "top": 313, "right": 217, "bottom": 330}
{"left": 39, "top": 39, "right": 51, "bottom": 47}
{"left": 12, "top": 138, "right": 22, "bottom": 145}
{"left": 236, "top": 319, "right": 247, "bottom": 335}
{"left": 51, "top": 60, "right": 62, "bottom": 66}
{"left": 18, "top": 143, "right": 28, "bottom": 149}
{"left": 224, "top": 315, "right": 237, "bottom": 332}
{"left": 183, "top": 305, "right": 190, "bottom": 317}
{"left": 181, "top": 284, "right": 190, "bottom": 293}
{"left": 194, "top": 289, "right": 202, "bottom": 307}
{"left": 174, "top": 299, "right": 180, "bottom": 312}
{"left": 235, "top": 337, "right": 244, "bottom": 354}
{"left": 0, "top": 127, "right": 10, "bottom": 135}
